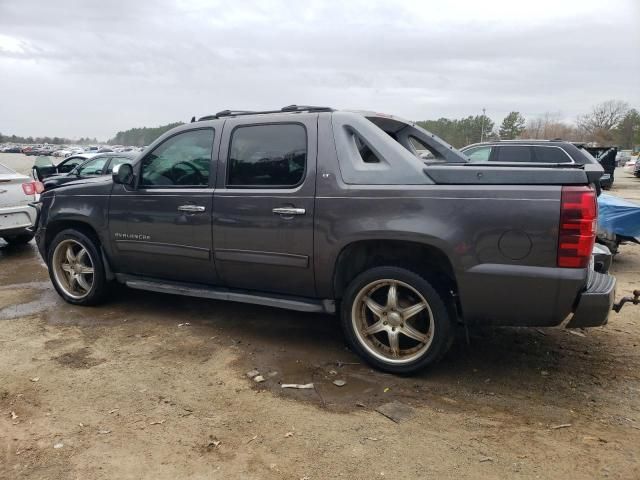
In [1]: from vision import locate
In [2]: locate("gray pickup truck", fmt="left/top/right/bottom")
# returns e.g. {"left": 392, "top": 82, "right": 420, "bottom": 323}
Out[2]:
{"left": 33, "top": 105, "right": 620, "bottom": 373}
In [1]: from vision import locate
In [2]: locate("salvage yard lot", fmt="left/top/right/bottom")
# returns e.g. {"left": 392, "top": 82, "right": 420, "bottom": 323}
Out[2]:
{"left": 1, "top": 154, "right": 639, "bottom": 479}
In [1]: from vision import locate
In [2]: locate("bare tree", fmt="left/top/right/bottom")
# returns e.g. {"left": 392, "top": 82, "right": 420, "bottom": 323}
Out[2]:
{"left": 521, "top": 112, "right": 584, "bottom": 141}
{"left": 577, "top": 100, "right": 629, "bottom": 135}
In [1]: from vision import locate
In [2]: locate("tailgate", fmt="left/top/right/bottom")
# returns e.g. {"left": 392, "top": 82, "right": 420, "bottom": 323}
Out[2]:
{"left": 424, "top": 162, "right": 604, "bottom": 187}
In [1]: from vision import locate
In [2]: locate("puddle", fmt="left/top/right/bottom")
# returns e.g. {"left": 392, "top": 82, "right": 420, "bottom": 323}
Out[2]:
{"left": 0, "top": 242, "right": 48, "bottom": 286}
{"left": 0, "top": 282, "right": 57, "bottom": 319}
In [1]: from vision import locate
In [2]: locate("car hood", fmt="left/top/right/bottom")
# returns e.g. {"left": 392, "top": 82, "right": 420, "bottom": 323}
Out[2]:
{"left": 47, "top": 175, "right": 113, "bottom": 191}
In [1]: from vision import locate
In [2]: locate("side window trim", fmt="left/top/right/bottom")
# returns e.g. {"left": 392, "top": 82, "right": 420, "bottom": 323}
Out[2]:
{"left": 225, "top": 122, "right": 308, "bottom": 189}
{"left": 136, "top": 127, "right": 215, "bottom": 189}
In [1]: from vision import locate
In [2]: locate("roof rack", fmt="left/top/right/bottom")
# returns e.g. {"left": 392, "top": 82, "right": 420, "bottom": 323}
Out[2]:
{"left": 196, "top": 105, "right": 333, "bottom": 121}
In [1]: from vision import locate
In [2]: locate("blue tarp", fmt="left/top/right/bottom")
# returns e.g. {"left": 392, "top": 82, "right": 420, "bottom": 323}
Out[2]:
{"left": 598, "top": 193, "right": 640, "bottom": 240}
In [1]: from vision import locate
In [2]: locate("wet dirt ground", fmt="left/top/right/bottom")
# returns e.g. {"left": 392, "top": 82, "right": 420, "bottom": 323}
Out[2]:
{"left": 1, "top": 156, "right": 639, "bottom": 479}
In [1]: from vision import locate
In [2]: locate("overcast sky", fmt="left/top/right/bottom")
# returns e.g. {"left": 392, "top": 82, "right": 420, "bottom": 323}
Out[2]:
{"left": 1, "top": 0, "right": 638, "bottom": 140}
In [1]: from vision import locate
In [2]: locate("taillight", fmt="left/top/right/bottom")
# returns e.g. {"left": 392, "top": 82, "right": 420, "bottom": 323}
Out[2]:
{"left": 22, "top": 181, "right": 45, "bottom": 196}
{"left": 557, "top": 186, "right": 597, "bottom": 268}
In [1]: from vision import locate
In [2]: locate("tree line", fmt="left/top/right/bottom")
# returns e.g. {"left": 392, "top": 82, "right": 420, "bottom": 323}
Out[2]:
{"left": 107, "top": 122, "right": 184, "bottom": 146}
{"left": 0, "top": 133, "right": 99, "bottom": 145}
{"left": 418, "top": 100, "right": 639, "bottom": 149}
{"left": 3, "top": 100, "right": 638, "bottom": 150}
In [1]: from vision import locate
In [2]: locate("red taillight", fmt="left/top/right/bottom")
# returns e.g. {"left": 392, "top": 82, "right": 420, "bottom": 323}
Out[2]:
{"left": 22, "top": 181, "right": 44, "bottom": 196}
{"left": 557, "top": 186, "right": 597, "bottom": 268}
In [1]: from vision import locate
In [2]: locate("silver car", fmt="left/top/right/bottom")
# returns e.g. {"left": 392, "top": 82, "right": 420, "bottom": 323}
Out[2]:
{"left": 0, "top": 161, "right": 40, "bottom": 245}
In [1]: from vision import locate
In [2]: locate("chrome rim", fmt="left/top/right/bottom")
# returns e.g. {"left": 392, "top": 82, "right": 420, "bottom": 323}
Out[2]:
{"left": 51, "top": 239, "right": 95, "bottom": 299}
{"left": 352, "top": 279, "right": 435, "bottom": 365}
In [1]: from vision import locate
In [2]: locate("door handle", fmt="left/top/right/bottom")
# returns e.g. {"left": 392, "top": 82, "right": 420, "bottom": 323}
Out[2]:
{"left": 178, "top": 205, "right": 206, "bottom": 213}
{"left": 272, "top": 207, "right": 306, "bottom": 216}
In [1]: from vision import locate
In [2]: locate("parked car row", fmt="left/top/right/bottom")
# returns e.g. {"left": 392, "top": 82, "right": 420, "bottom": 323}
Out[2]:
{"left": 0, "top": 145, "right": 23, "bottom": 153}
{"left": 0, "top": 143, "right": 145, "bottom": 158}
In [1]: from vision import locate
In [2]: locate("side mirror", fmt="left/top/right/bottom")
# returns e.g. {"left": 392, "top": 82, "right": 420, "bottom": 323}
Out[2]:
{"left": 112, "top": 163, "right": 134, "bottom": 186}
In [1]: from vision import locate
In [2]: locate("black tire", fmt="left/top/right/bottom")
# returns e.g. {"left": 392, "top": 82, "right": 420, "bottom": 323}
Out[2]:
{"left": 47, "top": 228, "right": 108, "bottom": 306}
{"left": 340, "top": 266, "right": 454, "bottom": 374}
{"left": 2, "top": 232, "right": 34, "bottom": 245}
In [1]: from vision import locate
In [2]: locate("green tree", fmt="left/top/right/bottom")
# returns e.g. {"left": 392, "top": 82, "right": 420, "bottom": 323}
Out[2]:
{"left": 614, "top": 108, "right": 640, "bottom": 149}
{"left": 108, "top": 122, "right": 183, "bottom": 146}
{"left": 499, "top": 111, "right": 526, "bottom": 140}
{"left": 417, "top": 115, "right": 494, "bottom": 148}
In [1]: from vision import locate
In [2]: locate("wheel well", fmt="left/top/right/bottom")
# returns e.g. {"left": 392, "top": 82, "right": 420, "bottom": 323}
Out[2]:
{"left": 333, "top": 240, "right": 457, "bottom": 300}
{"left": 44, "top": 220, "right": 101, "bottom": 255}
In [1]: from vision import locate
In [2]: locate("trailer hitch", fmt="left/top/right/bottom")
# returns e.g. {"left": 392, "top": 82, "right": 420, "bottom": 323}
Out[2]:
{"left": 612, "top": 290, "right": 640, "bottom": 313}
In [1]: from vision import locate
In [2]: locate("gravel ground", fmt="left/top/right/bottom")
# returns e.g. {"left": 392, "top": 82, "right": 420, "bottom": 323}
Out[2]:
{"left": 1, "top": 153, "right": 639, "bottom": 479}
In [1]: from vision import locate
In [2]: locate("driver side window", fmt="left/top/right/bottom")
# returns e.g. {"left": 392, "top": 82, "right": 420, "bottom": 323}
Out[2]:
{"left": 141, "top": 129, "right": 214, "bottom": 187}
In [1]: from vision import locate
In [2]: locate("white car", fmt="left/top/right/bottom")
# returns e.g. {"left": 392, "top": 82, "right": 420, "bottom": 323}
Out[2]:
{"left": 0, "top": 162, "right": 42, "bottom": 245}
{"left": 623, "top": 158, "right": 638, "bottom": 174}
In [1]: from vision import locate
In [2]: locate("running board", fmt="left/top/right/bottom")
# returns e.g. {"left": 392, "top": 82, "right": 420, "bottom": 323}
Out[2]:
{"left": 123, "top": 278, "right": 335, "bottom": 314}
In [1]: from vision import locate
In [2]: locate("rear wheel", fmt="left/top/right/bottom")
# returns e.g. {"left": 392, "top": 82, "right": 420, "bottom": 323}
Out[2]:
{"left": 47, "top": 229, "right": 108, "bottom": 305}
{"left": 340, "top": 266, "right": 453, "bottom": 374}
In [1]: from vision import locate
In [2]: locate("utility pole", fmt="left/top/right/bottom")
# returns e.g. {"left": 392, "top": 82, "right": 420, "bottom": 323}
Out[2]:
{"left": 480, "top": 108, "right": 486, "bottom": 142}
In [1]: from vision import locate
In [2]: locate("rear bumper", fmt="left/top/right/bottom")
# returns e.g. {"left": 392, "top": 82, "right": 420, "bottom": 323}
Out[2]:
{"left": 458, "top": 262, "right": 615, "bottom": 327}
{"left": 0, "top": 204, "right": 37, "bottom": 234}
{"left": 566, "top": 271, "right": 616, "bottom": 328}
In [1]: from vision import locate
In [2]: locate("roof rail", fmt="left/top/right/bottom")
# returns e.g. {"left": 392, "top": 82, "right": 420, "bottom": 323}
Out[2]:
{"left": 196, "top": 105, "right": 333, "bottom": 121}
{"left": 280, "top": 104, "right": 333, "bottom": 113}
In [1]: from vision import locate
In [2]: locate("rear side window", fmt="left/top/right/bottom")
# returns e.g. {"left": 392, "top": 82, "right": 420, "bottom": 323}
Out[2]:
{"left": 494, "top": 146, "right": 532, "bottom": 162}
{"left": 533, "top": 146, "right": 571, "bottom": 163}
{"left": 227, "top": 124, "right": 306, "bottom": 187}
{"left": 354, "top": 133, "right": 382, "bottom": 163}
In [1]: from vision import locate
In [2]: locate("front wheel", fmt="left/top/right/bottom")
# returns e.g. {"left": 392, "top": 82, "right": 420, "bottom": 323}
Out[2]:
{"left": 47, "top": 229, "right": 108, "bottom": 305}
{"left": 340, "top": 266, "right": 454, "bottom": 374}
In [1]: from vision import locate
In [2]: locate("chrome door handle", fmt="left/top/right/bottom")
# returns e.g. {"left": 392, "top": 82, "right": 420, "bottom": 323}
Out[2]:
{"left": 178, "top": 205, "right": 206, "bottom": 212}
{"left": 272, "top": 207, "right": 306, "bottom": 216}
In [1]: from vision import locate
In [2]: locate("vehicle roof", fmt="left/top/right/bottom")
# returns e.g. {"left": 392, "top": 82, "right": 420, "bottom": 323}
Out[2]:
{"left": 67, "top": 151, "right": 136, "bottom": 161}
{"left": 462, "top": 140, "right": 579, "bottom": 149}
{"left": 190, "top": 105, "right": 417, "bottom": 127}
{"left": 89, "top": 151, "right": 137, "bottom": 158}
{"left": 150, "top": 106, "right": 466, "bottom": 163}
